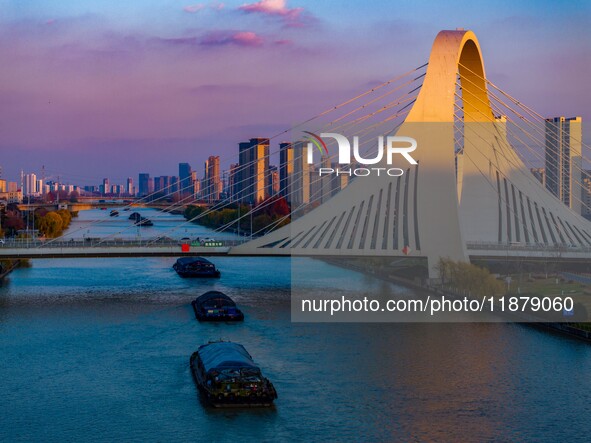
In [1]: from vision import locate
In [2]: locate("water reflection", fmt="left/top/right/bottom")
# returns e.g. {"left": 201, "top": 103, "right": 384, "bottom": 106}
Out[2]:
{"left": 0, "top": 209, "right": 590, "bottom": 441}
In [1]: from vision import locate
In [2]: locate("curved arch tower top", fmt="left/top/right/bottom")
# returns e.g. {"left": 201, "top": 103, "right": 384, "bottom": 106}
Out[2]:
{"left": 406, "top": 30, "right": 494, "bottom": 123}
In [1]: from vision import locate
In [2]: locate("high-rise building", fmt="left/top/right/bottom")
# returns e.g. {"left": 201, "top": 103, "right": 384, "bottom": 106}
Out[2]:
{"left": 204, "top": 156, "right": 222, "bottom": 203}
{"left": 269, "top": 165, "right": 279, "bottom": 196}
{"left": 291, "top": 141, "right": 310, "bottom": 208}
{"left": 228, "top": 163, "right": 239, "bottom": 201}
{"left": 191, "top": 171, "right": 200, "bottom": 199}
{"left": 0, "top": 179, "right": 6, "bottom": 192}
{"left": 238, "top": 138, "right": 270, "bottom": 204}
{"left": 279, "top": 142, "right": 294, "bottom": 200}
{"left": 154, "top": 176, "right": 172, "bottom": 196}
{"left": 320, "top": 156, "right": 332, "bottom": 204}
{"left": 138, "top": 173, "right": 150, "bottom": 196}
{"left": 179, "top": 163, "right": 192, "bottom": 198}
{"left": 24, "top": 173, "right": 37, "bottom": 196}
{"left": 101, "top": 178, "right": 109, "bottom": 196}
{"left": 153, "top": 176, "right": 163, "bottom": 194}
{"left": 170, "top": 176, "right": 179, "bottom": 198}
{"left": 545, "top": 116, "right": 583, "bottom": 214}
{"left": 331, "top": 164, "right": 349, "bottom": 197}
{"left": 126, "top": 178, "right": 134, "bottom": 196}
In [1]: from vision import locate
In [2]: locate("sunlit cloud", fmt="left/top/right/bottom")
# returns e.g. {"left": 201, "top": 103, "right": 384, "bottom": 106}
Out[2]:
{"left": 201, "top": 30, "right": 263, "bottom": 47}
{"left": 238, "top": 0, "right": 308, "bottom": 27}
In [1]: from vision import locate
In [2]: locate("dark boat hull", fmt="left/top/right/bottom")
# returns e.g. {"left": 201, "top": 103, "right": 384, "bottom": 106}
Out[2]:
{"left": 189, "top": 352, "right": 276, "bottom": 408}
{"left": 173, "top": 266, "right": 220, "bottom": 278}
{"left": 191, "top": 300, "right": 243, "bottom": 321}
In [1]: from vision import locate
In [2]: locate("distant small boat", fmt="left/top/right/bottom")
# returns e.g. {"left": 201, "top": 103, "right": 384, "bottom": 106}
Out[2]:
{"left": 190, "top": 341, "right": 277, "bottom": 408}
{"left": 123, "top": 208, "right": 131, "bottom": 211}
{"left": 129, "top": 212, "right": 141, "bottom": 221}
{"left": 173, "top": 257, "right": 220, "bottom": 278}
{"left": 191, "top": 291, "right": 244, "bottom": 321}
{"left": 110, "top": 210, "right": 119, "bottom": 217}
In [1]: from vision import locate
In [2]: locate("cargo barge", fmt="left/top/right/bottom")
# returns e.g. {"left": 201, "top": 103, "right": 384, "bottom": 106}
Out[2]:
{"left": 190, "top": 341, "right": 277, "bottom": 408}
{"left": 173, "top": 257, "right": 221, "bottom": 278}
{"left": 191, "top": 291, "right": 244, "bottom": 321}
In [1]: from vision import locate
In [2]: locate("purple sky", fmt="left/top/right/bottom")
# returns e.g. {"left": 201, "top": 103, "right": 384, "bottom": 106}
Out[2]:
{"left": 1, "top": 0, "right": 590, "bottom": 185}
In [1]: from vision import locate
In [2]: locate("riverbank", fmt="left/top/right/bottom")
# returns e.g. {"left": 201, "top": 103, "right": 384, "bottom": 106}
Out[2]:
{"left": 0, "top": 259, "right": 26, "bottom": 281}
{"left": 321, "top": 257, "right": 591, "bottom": 344}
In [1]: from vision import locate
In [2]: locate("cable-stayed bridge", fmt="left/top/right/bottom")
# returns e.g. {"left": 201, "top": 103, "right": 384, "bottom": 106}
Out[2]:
{"left": 3, "top": 29, "right": 591, "bottom": 277}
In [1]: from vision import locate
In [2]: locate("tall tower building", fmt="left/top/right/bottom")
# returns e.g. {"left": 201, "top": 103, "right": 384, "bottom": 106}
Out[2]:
{"left": 138, "top": 173, "right": 150, "bottom": 196}
{"left": 170, "top": 176, "right": 179, "bottom": 197}
{"left": 279, "top": 142, "right": 293, "bottom": 199}
{"left": 191, "top": 171, "right": 200, "bottom": 199}
{"left": 228, "top": 163, "right": 239, "bottom": 202}
{"left": 545, "top": 116, "right": 583, "bottom": 214}
{"left": 331, "top": 164, "right": 349, "bottom": 196}
{"left": 238, "top": 138, "right": 270, "bottom": 204}
{"left": 320, "top": 156, "right": 332, "bottom": 204}
{"left": 269, "top": 165, "right": 279, "bottom": 196}
{"left": 204, "top": 156, "right": 222, "bottom": 202}
{"left": 102, "top": 178, "right": 109, "bottom": 196}
{"left": 126, "top": 178, "right": 134, "bottom": 196}
{"left": 153, "top": 176, "right": 163, "bottom": 194}
{"left": 178, "top": 163, "right": 192, "bottom": 198}
{"left": 291, "top": 141, "right": 310, "bottom": 208}
{"left": 24, "top": 173, "right": 37, "bottom": 196}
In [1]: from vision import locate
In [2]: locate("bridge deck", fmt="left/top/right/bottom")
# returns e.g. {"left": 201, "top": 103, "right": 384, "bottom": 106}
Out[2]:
{"left": 1, "top": 239, "right": 589, "bottom": 260}
{"left": 0, "top": 239, "right": 240, "bottom": 259}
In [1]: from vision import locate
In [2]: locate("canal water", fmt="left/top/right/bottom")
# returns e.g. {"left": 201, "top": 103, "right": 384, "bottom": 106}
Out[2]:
{"left": 1, "top": 209, "right": 591, "bottom": 442}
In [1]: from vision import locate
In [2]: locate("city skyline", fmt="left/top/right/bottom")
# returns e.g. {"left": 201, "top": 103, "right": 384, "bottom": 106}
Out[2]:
{"left": 1, "top": 0, "right": 590, "bottom": 183}
{"left": 8, "top": 122, "right": 591, "bottom": 222}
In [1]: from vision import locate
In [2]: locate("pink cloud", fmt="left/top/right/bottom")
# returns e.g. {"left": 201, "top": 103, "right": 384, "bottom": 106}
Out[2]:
{"left": 201, "top": 31, "right": 264, "bottom": 47}
{"left": 183, "top": 2, "right": 224, "bottom": 13}
{"left": 183, "top": 4, "right": 206, "bottom": 13}
{"left": 239, "top": 0, "right": 306, "bottom": 27}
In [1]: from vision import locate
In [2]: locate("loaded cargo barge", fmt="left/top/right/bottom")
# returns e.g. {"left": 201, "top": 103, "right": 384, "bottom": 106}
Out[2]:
{"left": 190, "top": 341, "right": 277, "bottom": 408}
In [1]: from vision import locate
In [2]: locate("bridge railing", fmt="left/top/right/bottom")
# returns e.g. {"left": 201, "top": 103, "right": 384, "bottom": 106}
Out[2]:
{"left": 0, "top": 238, "right": 247, "bottom": 249}
{"left": 466, "top": 241, "right": 591, "bottom": 253}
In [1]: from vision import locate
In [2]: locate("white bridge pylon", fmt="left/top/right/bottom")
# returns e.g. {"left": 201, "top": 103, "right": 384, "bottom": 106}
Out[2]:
{"left": 231, "top": 30, "right": 591, "bottom": 276}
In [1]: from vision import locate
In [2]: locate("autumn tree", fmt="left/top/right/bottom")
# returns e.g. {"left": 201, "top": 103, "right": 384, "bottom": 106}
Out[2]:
{"left": 37, "top": 212, "right": 64, "bottom": 238}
